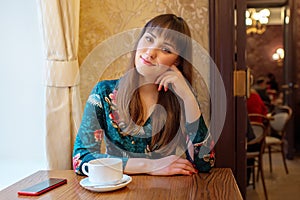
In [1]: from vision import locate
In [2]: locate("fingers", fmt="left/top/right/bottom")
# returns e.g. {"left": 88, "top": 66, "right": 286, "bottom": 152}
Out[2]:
{"left": 150, "top": 156, "right": 198, "bottom": 176}
{"left": 173, "top": 163, "right": 198, "bottom": 175}
{"left": 155, "top": 71, "right": 177, "bottom": 91}
{"left": 173, "top": 158, "right": 198, "bottom": 173}
{"left": 167, "top": 157, "right": 198, "bottom": 175}
{"left": 155, "top": 65, "right": 186, "bottom": 92}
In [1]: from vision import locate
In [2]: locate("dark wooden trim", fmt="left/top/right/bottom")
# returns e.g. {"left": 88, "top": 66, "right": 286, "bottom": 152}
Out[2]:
{"left": 209, "top": 1, "right": 216, "bottom": 61}
{"left": 209, "top": 0, "right": 236, "bottom": 170}
{"left": 284, "top": 0, "right": 297, "bottom": 159}
{"left": 209, "top": 0, "right": 247, "bottom": 198}
{"left": 235, "top": 0, "right": 247, "bottom": 198}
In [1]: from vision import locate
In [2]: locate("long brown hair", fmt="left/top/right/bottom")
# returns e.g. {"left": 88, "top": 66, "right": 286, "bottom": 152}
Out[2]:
{"left": 117, "top": 14, "right": 193, "bottom": 155}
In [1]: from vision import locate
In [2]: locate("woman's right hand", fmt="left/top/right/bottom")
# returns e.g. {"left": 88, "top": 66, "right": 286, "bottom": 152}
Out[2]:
{"left": 148, "top": 155, "right": 198, "bottom": 176}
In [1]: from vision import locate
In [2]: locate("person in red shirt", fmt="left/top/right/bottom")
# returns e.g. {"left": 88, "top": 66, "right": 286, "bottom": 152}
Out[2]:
{"left": 247, "top": 88, "right": 268, "bottom": 123}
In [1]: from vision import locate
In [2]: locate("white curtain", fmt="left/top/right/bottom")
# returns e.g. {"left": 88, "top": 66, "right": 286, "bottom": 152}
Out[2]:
{"left": 38, "top": 0, "right": 82, "bottom": 169}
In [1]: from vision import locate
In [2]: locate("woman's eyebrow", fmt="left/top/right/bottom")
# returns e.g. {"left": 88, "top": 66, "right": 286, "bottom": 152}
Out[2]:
{"left": 164, "top": 42, "right": 176, "bottom": 49}
{"left": 147, "top": 32, "right": 156, "bottom": 38}
{"left": 147, "top": 31, "right": 176, "bottom": 50}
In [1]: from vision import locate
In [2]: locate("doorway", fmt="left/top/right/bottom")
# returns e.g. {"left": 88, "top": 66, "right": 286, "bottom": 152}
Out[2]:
{"left": 209, "top": 0, "right": 298, "bottom": 198}
{"left": 245, "top": 0, "right": 299, "bottom": 159}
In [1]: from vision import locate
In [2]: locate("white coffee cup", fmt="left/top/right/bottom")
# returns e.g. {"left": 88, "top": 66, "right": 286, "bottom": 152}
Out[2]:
{"left": 82, "top": 158, "right": 123, "bottom": 184}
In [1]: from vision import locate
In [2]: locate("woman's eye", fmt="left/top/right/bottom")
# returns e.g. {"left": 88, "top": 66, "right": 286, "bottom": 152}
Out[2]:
{"left": 145, "top": 36, "right": 152, "bottom": 42}
{"left": 162, "top": 47, "right": 172, "bottom": 54}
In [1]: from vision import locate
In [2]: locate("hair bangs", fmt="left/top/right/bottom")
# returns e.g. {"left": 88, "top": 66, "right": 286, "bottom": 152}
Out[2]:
{"left": 144, "top": 15, "right": 191, "bottom": 55}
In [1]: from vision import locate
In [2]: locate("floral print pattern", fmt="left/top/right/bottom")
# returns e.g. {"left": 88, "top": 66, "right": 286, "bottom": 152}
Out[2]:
{"left": 72, "top": 153, "right": 82, "bottom": 173}
{"left": 72, "top": 79, "right": 215, "bottom": 175}
{"left": 94, "top": 129, "right": 104, "bottom": 142}
{"left": 105, "top": 89, "right": 128, "bottom": 135}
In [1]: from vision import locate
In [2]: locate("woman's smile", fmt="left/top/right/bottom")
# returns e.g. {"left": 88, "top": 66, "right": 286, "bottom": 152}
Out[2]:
{"left": 140, "top": 55, "right": 155, "bottom": 66}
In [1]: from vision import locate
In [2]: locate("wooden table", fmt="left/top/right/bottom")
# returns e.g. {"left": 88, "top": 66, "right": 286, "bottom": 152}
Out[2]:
{"left": 0, "top": 168, "right": 242, "bottom": 200}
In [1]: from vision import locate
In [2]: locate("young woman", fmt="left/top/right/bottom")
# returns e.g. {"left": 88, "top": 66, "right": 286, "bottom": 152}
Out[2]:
{"left": 73, "top": 14, "right": 215, "bottom": 176}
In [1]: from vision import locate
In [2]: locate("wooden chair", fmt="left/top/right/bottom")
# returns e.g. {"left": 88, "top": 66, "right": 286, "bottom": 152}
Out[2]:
{"left": 248, "top": 113, "right": 271, "bottom": 126}
{"left": 265, "top": 105, "right": 292, "bottom": 174}
{"left": 247, "top": 121, "right": 268, "bottom": 200}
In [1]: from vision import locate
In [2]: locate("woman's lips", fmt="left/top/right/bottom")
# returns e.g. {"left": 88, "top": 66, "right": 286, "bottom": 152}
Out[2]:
{"left": 140, "top": 56, "right": 155, "bottom": 66}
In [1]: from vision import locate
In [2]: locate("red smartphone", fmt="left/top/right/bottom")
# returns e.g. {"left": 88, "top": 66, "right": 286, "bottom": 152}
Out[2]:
{"left": 17, "top": 178, "right": 67, "bottom": 196}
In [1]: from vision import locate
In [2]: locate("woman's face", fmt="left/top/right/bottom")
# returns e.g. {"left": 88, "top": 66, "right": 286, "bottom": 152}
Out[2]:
{"left": 135, "top": 30, "right": 179, "bottom": 80}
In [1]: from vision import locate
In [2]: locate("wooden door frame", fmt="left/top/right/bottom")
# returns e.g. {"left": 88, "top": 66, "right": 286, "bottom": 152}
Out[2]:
{"left": 209, "top": 0, "right": 247, "bottom": 198}
{"left": 284, "top": 0, "right": 297, "bottom": 159}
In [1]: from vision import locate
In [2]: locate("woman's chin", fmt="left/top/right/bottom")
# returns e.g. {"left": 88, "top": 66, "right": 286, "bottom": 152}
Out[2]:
{"left": 136, "top": 65, "right": 167, "bottom": 78}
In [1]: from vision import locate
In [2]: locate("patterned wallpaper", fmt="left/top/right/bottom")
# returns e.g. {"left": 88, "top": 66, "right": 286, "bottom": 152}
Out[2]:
{"left": 78, "top": 0, "right": 209, "bottom": 65}
{"left": 78, "top": 0, "right": 211, "bottom": 122}
{"left": 246, "top": 25, "right": 284, "bottom": 86}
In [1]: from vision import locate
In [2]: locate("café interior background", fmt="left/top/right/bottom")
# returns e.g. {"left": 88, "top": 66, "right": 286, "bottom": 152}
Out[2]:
{"left": 1, "top": 0, "right": 300, "bottom": 193}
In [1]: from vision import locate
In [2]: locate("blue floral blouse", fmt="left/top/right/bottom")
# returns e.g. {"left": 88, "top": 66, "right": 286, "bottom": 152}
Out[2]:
{"left": 73, "top": 79, "right": 215, "bottom": 175}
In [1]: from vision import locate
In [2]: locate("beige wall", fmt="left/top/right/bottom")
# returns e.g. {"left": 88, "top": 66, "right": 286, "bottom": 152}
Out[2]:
{"left": 78, "top": 0, "right": 210, "bottom": 122}
{"left": 79, "top": 0, "right": 209, "bottom": 64}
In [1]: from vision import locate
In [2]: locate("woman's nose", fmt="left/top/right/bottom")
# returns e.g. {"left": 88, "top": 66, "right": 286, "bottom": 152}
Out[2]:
{"left": 145, "top": 47, "right": 157, "bottom": 59}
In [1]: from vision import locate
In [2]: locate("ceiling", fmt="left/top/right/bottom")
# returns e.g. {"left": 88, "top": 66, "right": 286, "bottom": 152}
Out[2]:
{"left": 246, "top": 0, "right": 288, "bottom": 8}
{"left": 267, "top": 7, "right": 285, "bottom": 25}
{"left": 246, "top": 0, "right": 287, "bottom": 25}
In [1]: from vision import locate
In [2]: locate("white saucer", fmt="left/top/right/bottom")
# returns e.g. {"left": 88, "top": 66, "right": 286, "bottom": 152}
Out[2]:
{"left": 80, "top": 174, "right": 132, "bottom": 192}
